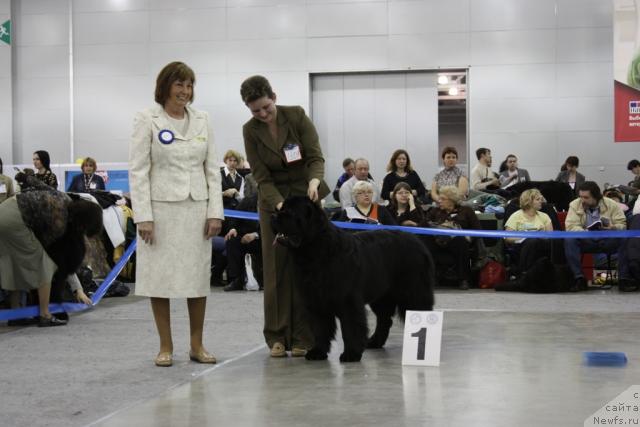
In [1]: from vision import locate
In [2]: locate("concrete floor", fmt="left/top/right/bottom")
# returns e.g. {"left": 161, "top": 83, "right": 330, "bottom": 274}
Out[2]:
{"left": 2, "top": 288, "right": 639, "bottom": 427}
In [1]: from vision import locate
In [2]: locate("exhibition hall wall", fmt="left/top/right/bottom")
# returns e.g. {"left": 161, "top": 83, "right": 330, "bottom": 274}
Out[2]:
{"left": 0, "top": 0, "right": 630, "bottom": 187}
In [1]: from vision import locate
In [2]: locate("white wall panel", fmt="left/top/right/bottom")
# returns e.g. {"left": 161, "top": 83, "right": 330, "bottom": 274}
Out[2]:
{"left": 16, "top": 108, "right": 70, "bottom": 162}
{"left": 75, "top": 44, "right": 149, "bottom": 77}
{"left": 388, "top": 33, "right": 470, "bottom": 69}
{"left": 149, "top": 0, "right": 225, "bottom": 10}
{"left": 470, "top": 98, "right": 556, "bottom": 133}
{"left": 405, "top": 72, "right": 439, "bottom": 179}
{"left": 307, "top": 2, "right": 387, "bottom": 37}
{"left": 557, "top": 0, "right": 612, "bottom": 29}
{"left": 556, "top": 28, "right": 613, "bottom": 63}
{"left": 308, "top": 36, "right": 388, "bottom": 72}
{"left": 21, "top": 0, "right": 68, "bottom": 14}
{"left": 72, "top": 0, "right": 148, "bottom": 13}
{"left": 234, "top": 0, "right": 306, "bottom": 6}
{"left": 470, "top": 30, "right": 556, "bottom": 65}
{"left": 74, "top": 76, "right": 149, "bottom": 150}
{"left": 149, "top": 41, "right": 226, "bottom": 75}
{"left": 556, "top": 131, "right": 620, "bottom": 167}
{"left": 17, "top": 77, "right": 68, "bottom": 110}
{"left": 470, "top": 64, "right": 556, "bottom": 99}
{"left": 16, "top": 45, "right": 69, "bottom": 78}
{"left": 227, "top": 39, "right": 306, "bottom": 72}
{"left": 470, "top": 0, "right": 556, "bottom": 32}
{"left": 228, "top": 5, "right": 306, "bottom": 40}
{"left": 389, "top": 0, "right": 469, "bottom": 34}
{"left": 16, "top": 13, "right": 68, "bottom": 46}
{"left": 555, "top": 97, "right": 612, "bottom": 132}
{"left": 556, "top": 62, "right": 613, "bottom": 98}
{"left": 312, "top": 75, "right": 345, "bottom": 185}
{"left": 74, "top": 11, "right": 148, "bottom": 45}
{"left": 150, "top": 9, "right": 225, "bottom": 42}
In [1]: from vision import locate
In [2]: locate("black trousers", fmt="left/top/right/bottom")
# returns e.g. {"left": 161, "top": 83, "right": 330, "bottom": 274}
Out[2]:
{"left": 226, "top": 236, "right": 261, "bottom": 282}
{"left": 518, "top": 239, "right": 552, "bottom": 274}
{"left": 423, "top": 236, "right": 471, "bottom": 281}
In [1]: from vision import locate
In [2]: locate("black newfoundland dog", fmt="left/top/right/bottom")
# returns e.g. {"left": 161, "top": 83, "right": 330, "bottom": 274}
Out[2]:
{"left": 272, "top": 196, "right": 435, "bottom": 362}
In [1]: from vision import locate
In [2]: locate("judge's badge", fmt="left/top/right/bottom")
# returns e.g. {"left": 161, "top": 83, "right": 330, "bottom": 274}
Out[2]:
{"left": 283, "top": 143, "right": 302, "bottom": 164}
{"left": 159, "top": 129, "right": 175, "bottom": 145}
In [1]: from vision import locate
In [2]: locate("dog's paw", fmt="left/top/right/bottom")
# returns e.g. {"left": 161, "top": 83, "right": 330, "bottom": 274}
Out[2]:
{"left": 305, "top": 348, "right": 328, "bottom": 361}
{"left": 366, "top": 336, "right": 385, "bottom": 349}
{"left": 339, "top": 351, "right": 363, "bottom": 362}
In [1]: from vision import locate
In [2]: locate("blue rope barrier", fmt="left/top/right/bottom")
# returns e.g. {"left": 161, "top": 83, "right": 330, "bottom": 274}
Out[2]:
{"left": 223, "top": 208, "right": 640, "bottom": 239}
{"left": 0, "top": 240, "right": 137, "bottom": 322}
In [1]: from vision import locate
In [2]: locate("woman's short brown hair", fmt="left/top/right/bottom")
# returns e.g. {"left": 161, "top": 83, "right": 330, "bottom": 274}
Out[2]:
{"left": 240, "top": 75, "right": 275, "bottom": 104}
{"left": 441, "top": 146, "right": 458, "bottom": 160}
{"left": 155, "top": 62, "right": 196, "bottom": 106}
{"left": 386, "top": 149, "right": 413, "bottom": 173}
{"left": 81, "top": 157, "right": 97, "bottom": 171}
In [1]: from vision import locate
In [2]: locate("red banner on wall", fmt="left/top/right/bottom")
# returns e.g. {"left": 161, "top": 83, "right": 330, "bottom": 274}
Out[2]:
{"left": 614, "top": 0, "right": 640, "bottom": 142}
{"left": 614, "top": 81, "right": 640, "bottom": 142}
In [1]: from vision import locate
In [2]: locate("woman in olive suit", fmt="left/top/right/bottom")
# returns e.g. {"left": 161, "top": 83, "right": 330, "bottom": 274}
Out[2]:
{"left": 241, "top": 75, "right": 330, "bottom": 358}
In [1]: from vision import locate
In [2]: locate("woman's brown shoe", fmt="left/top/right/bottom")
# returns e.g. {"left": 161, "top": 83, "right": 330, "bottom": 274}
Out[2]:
{"left": 189, "top": 349, "right": 217, "bottom": 364}
{"left": 270, "top": 342, "right": 286, "bottom": 357}
{"left": 154, "top": 352, "right": 173, "bottom": 367}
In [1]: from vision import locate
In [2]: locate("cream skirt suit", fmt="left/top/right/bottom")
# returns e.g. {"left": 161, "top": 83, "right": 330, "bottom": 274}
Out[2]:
{"left": 129, "top": 105, "right": 224, "bottom": 298}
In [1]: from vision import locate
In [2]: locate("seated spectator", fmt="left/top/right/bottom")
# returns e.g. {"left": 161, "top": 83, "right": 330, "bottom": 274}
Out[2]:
{"left": 618, "top": 213, "right": 640, "bottom": 292}
{"left": 603, "top": 188, "right": 629, "bottom": 214}
{"left": 431, "top": 146, "right": 468, "bottom": 203}
{"left": 1, "top": 171, "right": 102, "bottom": 326}
{"left": 628, "top": 159, "right": 640, "bottom": 189}
{"left": 222, "top": 195, "right": 261, "bottom": 292}
{"left": 335, "top": 180, "right": 395, "bottom": 225}
{"left": 333, "top": 158, "right": 355, "bottom": 202}
{"left": 555, "top": 156, "right": 585, "bottom": 197}
{"left": 32, "top": 150, "right": 58, "bottom": 189}
{"left": 470, "top": 148, "right": 499, "bottom": 192}
{"left": 504, "top": 189, "right": 553, "bottom": 276}
{"left": 66, "top": 157, "right": 106, "bottom": 193}
{"left": 0, "top": 156, "right": 15, "bottom": 204}
{"left": 499, "top": 154, "right": 531, "bottom": 189}
{"left": 221, "top": 149, "right": 245, "bottom": 209}
{"left": 424, "top": 185, "right": 481, "bottom": 290}
{"left": 386, "top": 182, "right": 423, "bottom": 226}
{"left": 339, "top": 158, "right": 380, "bottom": 208}
{"left": 564, "top": 181, "right": 627, "bottom": 292}
{"left": 381, "top": 149, "right": 426, "bottom": 202}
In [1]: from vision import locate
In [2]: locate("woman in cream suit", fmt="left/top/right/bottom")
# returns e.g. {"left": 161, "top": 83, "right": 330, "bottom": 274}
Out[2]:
{"left": 129, "top": 62, "right": 224, "bottom": 367}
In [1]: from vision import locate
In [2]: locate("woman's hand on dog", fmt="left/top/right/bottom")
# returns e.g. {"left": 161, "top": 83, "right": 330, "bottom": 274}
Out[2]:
{"left": 137, "top": 221, "right": 154, "bottom": 245}
{"left": 307, "top": 178, "right": 320, "bottom": 202}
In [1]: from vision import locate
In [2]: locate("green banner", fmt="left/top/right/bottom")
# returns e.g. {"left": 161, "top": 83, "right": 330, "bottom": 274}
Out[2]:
{"left": 0, "top": 20, "right": 10, "bottom": 46}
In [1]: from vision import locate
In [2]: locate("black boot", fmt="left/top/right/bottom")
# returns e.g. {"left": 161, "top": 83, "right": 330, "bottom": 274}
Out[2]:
{"left": 224, "top": 277, "right": 245, "bottom": 292}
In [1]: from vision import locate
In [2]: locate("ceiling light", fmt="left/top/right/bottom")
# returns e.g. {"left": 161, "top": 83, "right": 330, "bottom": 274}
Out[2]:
{"left": 438, "top": 75, "right": 449, "bottom": 85}
{"left": 448, "top": 87, "right": 459, "bottom": 96}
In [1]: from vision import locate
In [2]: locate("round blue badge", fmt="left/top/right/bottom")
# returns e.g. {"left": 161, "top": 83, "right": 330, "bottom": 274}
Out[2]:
{"left": 158, "top": 129, "right": 175, "bottom": 144}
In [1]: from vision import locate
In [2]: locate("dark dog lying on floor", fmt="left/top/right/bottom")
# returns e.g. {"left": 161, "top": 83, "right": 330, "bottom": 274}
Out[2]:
{"left": 271, "top": 196, "right": 436, "bottom": 362}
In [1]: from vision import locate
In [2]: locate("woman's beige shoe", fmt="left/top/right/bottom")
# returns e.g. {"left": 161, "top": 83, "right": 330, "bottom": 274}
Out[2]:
{"left": 154, "top": 352, "right": 173, "bottom": 367}
{"left": 291, "top": 347, "right": 307, "bottom": 357}
{"left": 270, "top": 342, "right": 287, "bottom": 357}
{"left": 189, "top": 349, "right": 217, "bottom": 364}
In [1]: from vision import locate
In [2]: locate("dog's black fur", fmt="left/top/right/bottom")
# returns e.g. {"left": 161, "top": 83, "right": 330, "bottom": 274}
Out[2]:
{"left": 272, "top": 196, "right": 436, "bottom": 362}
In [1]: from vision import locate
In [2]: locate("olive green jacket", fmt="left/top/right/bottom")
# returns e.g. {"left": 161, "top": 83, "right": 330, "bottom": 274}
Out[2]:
{"left": 243, "top": 105, "right": 329, "bottom": 211}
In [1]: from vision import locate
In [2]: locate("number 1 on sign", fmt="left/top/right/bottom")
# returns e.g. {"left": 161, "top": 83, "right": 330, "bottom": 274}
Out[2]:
{"left": 411, "top": 328, "right": 427, "bottom": 360}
